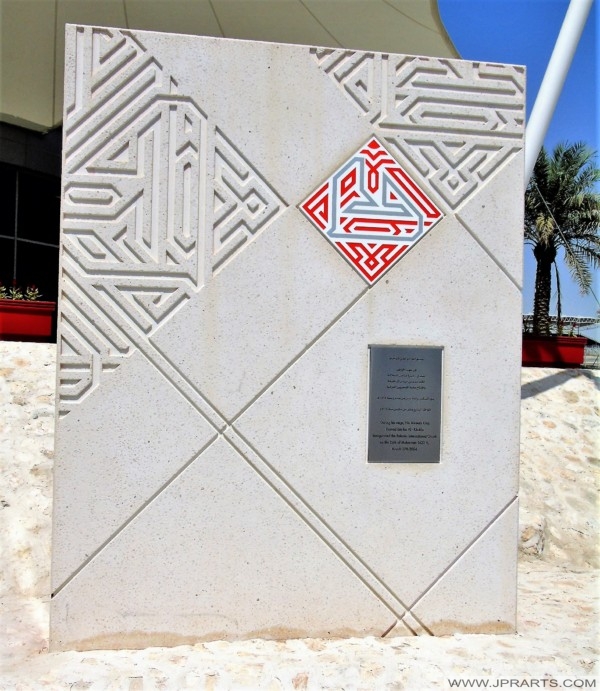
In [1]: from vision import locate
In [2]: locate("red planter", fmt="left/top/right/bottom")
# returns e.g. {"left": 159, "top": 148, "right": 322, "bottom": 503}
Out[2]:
{"left": 0, "top": 299, "right": 56, "bottom": 342}
{"left": 522, "top": 333, "right": 587, "bottom": 368}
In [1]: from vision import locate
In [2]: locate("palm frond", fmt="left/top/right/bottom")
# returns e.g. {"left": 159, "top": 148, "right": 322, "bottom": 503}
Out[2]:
{"left": 525, "top": 142, "right": 600, "bottom": 332}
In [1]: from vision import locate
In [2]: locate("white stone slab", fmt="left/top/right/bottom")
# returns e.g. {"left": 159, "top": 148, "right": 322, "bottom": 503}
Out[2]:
{"left": 411, "top": 500, "right": 519, "bottom": 634}
{"left": 135, "top": 32, "right": 374, "bottom": 206}
{"left": 51, "top": 438, "right": 396, "bottom": 651}
{"left": 51, "top": 350, "right": 217, "bottom": 591}
{"left": 53, "top": 25, "right": 524, "bottom": 648}
{"left": 234, "top": 216, "right": 522, "bottom": 607}
{"left": 151, "top": 209, "right": 366, "bottom": 420}
{"left": 456, "top": 154, "right": 525, "bottom": 288}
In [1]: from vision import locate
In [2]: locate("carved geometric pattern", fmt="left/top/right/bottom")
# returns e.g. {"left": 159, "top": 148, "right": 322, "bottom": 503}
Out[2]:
{"left": 212, "top": 128, "right": 287, "bottom": 272}
{"left": 384, "top": 57, "right": 525, "bottom": 136}
{"left": 311, "top": 48, "right": 524, "bottom": 209}
{"left": 300, "top": 137, "right": 443, "bottom": 284}
{"left": 59, "top": 27, "right": 287, "bottom": 416}
{"left": 310, "top": 48, "right": 384, "bottom": 123}
{"left": 383, "top": 136, "right": 518, "bottom": 211}
{"left": 59, "top": 27, "right": 208, "bottom": 416}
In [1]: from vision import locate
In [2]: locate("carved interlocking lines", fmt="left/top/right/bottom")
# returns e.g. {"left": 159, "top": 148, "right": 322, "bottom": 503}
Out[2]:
{"left": 60, "top": 27, "right": 286, "bottom": 415}
{"left": 311, "top": 49, "right": 525, "bottom": 210}
{"left": 212, "top": 129, "right": 286, "bottom": 272}
{"left": 300, "top": 137, "right": 443, "bottom": 284}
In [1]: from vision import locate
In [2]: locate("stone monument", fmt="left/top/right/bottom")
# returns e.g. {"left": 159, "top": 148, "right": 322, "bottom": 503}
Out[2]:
{"left": 51, "top": 25, "right": 524, "bottom": 650}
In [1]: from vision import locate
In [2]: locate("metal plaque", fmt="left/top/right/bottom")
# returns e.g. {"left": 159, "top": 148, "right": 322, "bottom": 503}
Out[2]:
{"left": 368, "top": 345, "right": 443, "bottom": 463}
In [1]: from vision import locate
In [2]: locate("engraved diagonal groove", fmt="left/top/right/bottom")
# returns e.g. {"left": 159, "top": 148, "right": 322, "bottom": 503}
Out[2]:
{"left": 406, "top": 496, "right": 518, "bottom": 612}
{"left": 142, "top": 338, "right": 227, "bottom": 431}
{"left": 456, "top": 214, "right": 522, "bottom": 290}
{"left": 139, "top": 255, "right": 371, "bottom": 441}
{"left": 400, "top": 612, "right": 434, "bottom": 636}
{"left": 380, "top": 620, "right": 399, "bottom": 638}
{"left": 50, "top": 435, "right": 219, "bottom": 597}
{"left": 224, "top": 428, "right": 409, "bottom": 619}
{"left": 229, "top": 282, "right": 370, "bottom": 425}
{"left": 404, "top": 613, "right": 434, "bottom": 636}
{"left": 399, "top": 618, "right": 418, "bottom": 636}
{"left": 60, "top": 256, "right": 226, "bottom": 429}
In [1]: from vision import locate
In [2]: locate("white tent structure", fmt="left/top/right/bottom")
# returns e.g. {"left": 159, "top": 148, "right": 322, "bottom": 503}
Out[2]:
{"left": 0, "top": 0, "right": 458, "bottom": 132}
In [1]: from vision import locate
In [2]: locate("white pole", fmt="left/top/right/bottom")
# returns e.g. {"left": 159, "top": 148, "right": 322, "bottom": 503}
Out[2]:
{"left": 524, "top": 0, "right": 594, "bottom": 188}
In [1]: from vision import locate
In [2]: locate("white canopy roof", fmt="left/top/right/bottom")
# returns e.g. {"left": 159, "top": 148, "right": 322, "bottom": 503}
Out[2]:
{"left": 0, "top": 0, "right": 457, "bottom": 131}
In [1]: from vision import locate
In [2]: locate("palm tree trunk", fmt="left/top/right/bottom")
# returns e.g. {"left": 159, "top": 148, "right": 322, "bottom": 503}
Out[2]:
{"left": 554, "top": 262, "right": 562, "bottom": 333}
{"left": 532, "top": 243, "right": 556, "bottom": 335}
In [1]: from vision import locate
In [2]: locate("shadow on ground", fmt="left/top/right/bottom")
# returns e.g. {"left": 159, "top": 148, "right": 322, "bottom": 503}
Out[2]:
{"left": 521, "top": 368, "right": 599, "bottom": 399}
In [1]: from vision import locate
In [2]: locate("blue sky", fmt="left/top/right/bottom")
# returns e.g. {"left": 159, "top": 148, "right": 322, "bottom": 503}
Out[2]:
{"left": 438, "top": 0, "right": 598, "bottom": 327}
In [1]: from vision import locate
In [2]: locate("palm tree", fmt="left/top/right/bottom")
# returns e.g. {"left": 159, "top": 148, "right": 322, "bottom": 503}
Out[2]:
{"left": 525, "top": 142, "right": 600, "bottom": 335}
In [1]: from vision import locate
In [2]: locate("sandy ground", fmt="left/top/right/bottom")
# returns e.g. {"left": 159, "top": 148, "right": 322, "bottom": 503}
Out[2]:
{"left": 0, "top": 342, "right": 598, "bottom": 690}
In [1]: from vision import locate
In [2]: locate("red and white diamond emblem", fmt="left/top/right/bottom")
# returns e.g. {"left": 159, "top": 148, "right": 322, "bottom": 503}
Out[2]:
{"left": 300, "top": 137, "right": 444, "bottom": 284}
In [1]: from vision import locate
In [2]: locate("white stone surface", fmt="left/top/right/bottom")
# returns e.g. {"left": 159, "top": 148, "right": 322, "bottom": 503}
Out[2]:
{"left": 456, "top": 154, "right": 524, "bottom": 289}
{"left": 151, "top": 211, "right": 366, "bottom": 419}
{"left": 51, "top": 350, "right": 218, "bottom": 591}
{"left": 51, "top": 437, "right": 396, "bottom": 650}
{"left": 2, "top": 345, "right": 597, "bottom": 688}
{"left": 235, "top": 215, "right": 522, "bottom": 608}
{"left": 52, "top": 25, "right": 525, "bottom": 649}
{"left": 411, "top": 500, "right": 519, "bottom": 635}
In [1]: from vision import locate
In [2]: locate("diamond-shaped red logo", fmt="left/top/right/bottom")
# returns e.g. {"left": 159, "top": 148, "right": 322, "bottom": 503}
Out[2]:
{"left": 299, "top": 137, "right": 444, "bottom": 284}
